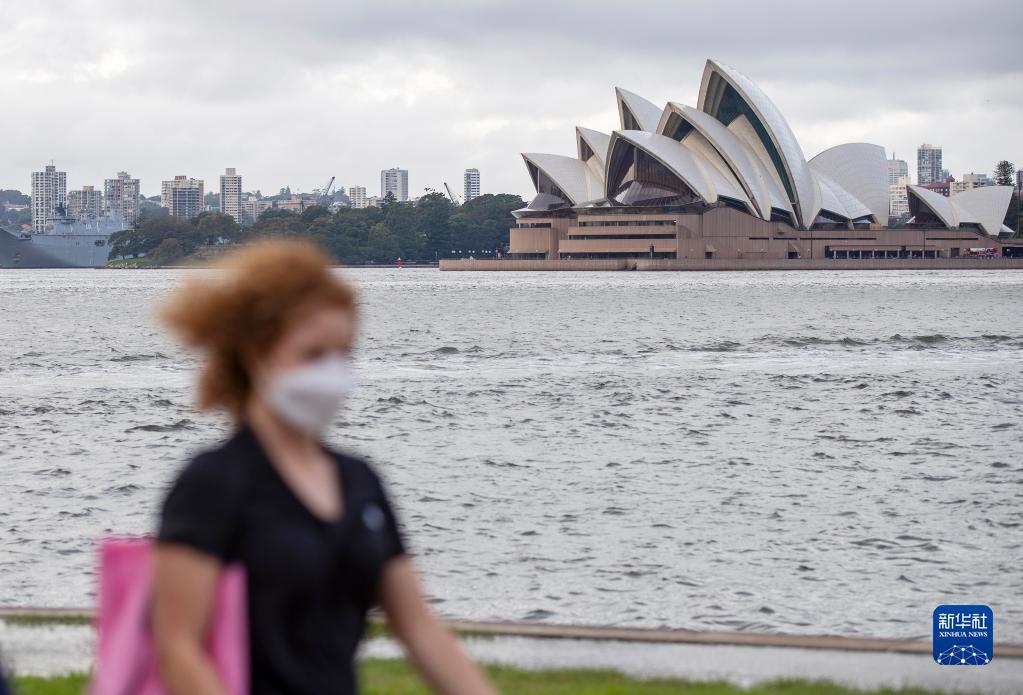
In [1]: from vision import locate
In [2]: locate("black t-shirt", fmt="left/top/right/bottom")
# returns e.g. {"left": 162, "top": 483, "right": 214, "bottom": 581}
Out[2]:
{"left": 157, "top": 424, "right": 405, "bottom": 695}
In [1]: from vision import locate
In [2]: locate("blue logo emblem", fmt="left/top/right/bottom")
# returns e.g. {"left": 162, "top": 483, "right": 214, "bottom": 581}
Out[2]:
{"left": 933, "top": 605, "right": 993, "bottom": 665}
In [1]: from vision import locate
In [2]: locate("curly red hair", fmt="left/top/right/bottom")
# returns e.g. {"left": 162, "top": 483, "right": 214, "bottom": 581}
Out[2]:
{"left": 160, "top": 240, "right": 357, "bottom": 419}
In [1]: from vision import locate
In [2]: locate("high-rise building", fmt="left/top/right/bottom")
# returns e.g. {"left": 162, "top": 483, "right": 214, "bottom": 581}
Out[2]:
{"left": 31, "top": 164, "right": 67, "bottom": 233}
{"left": 917, "top": 144, "right": 943, "bottom": 185}
{"left": 463, "top": 168, "right": 480, "bottom": 203}
{"left": 219, "top": 168, "right": 242, "bottom": 222}
{"left": 380, "top": 168, "right": 409, "bottom": 201}
{"left": 349, "top": 185, "right": 368, "bottom": 209}
{"left": 886, "top": 156, "right": 908, "bottom": 186}
{"left": 161, "top": 175, "right": 204, "bottom": 219}
{"left": 67, "top": 185, "right": 103, "bottom": 221}
{"left": 889, "top": 175, "right": 910, "bottom": 219}
{"left": 104, "top": 171, "right": 140, "bottom": 226}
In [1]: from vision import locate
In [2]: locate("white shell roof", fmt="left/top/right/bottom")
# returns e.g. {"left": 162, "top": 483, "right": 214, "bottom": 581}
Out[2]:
{"left": 679, "top": 131, "right": 754, "bottom": 213}
{"left": 576, "top": 127, "right": 611, "bottom": 168}
{"left": 950, "top": 186, "right": 1014, "bottom": 236}
{"left": 521, "top": 153, "right": 603, "bottom": 206}
{"left": 725, "top": 115, "right": 794, "bottom": 217}
{"left": 698, "top": 59, "right": 820, "bottom": 228}
{"left": 615, "top": 88, "right": 662, "bottom": 132}
{"left": 660, "top": 102, "right": 788, "bottom": 220}
{"left": 809, "top": 143, "right": 888, "bottom": 223}
{"left": 815, "top": 172, "right": 872, "bottom": 221}
{"left": 606, "top": 130, "right": 750, "bottom": 208}
{"left": 908, "top": 185, "right": 957, "bottom": 228}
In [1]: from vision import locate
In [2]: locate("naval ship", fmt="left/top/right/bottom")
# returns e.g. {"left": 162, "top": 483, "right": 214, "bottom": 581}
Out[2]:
{"left": 0, "top": 215, "right": 126, "bottom": 268}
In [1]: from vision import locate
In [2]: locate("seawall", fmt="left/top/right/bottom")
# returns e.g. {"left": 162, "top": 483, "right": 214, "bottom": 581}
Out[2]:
{"left": 1, "top": 607, "right": 1020, "bottom": 656}
{"left": 440, "top": 257, "right": 1023, "bottom": 271}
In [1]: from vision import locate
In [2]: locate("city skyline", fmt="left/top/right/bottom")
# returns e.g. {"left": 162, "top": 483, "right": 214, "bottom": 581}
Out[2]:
{"left": 1, "top": 1, "right": 1020, "bottom": 201}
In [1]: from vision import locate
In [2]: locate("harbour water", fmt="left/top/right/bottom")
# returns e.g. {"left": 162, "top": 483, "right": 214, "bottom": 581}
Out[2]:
{"left": 1, "top": 268, "right": 1021, "bottom": 641}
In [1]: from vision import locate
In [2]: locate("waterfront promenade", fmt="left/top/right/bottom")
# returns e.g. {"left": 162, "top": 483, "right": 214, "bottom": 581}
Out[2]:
{"left": 440, "top": 257, "right": 1023, "bottom": 271}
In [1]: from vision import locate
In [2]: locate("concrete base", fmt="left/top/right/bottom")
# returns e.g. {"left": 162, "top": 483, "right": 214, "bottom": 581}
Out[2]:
{"left": 440, "top": 257, "right": 1023, "bottom": 271}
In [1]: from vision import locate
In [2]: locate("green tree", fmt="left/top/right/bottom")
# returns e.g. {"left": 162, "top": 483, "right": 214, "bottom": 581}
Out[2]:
{"left": 148, "top": 190, "right": 526, "bottom": 263}
{"left": 994, "top": 160, "right": 1015, "bottom": 187}
{"left": 196, "top": 211, "right": 241, "bottom": 244}
{"left": 367, "top": 222, "right": 400, "bottom": 263}
{"left": 383, "top": 200, "right": 420, "bottom": 258}
{"left": 248, "top": 208, "right": 306, "bottom": 238}
{"left": 110, "top": 216, "right": 197, "bottom": 258}
{"left": 0, "top": 189, "right": 30, "bottom": 205}
{"left": 309, "top": 213, "right": 368, "bottom": 264}
{"left": 415, "top": 192, "right": 454, "bottom": 259}
{"left": 149, "top": 238, "right": 186, "bottom": 266}
{"left": 138, "top": 201, "right": 168, "bottom": 223}
{"left": 300, "top": 205, "right": 332, "bottom": 225}
{"left": 0, "top": 191, "right": 31, "bottom": 228}
{"left": 450, "top": 193, "right": 526, "bottom": 256}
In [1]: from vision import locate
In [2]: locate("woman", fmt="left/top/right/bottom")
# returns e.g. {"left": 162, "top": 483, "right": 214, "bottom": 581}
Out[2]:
{"left": 153, "top": 241, "right": 495, "bottom": 695}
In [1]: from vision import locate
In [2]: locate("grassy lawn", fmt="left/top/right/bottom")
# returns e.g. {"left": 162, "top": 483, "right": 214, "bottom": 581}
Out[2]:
{"left": 11, "top": 674, "right": 88, "bottom": 695}
{"left": 105, "top": 256, "right": 155, "bottom": 268}
{"left": 11, "top": 661, "right": 970, "bottom": 695}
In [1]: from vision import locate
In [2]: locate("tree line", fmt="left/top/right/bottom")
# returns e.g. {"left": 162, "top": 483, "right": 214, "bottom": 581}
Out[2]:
{"left": 995, "top": 161, "right": 1020, "bottom": 234}
{"left": 108, "top": 191, "right": 526, "bottom": 265}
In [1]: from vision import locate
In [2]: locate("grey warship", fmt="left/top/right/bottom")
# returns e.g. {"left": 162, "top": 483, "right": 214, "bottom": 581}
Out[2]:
{"left": 0, "top": 215, "right": 125, "bottom": 268}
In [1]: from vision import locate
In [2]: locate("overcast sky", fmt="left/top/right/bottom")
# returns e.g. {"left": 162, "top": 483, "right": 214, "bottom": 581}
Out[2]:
{"left": 1, "top": 1, "right": 1020, "bottom": 200}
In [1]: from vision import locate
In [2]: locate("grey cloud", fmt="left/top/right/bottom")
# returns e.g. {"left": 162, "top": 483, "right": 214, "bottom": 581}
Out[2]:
{"left": 1, "top": 0, "right": 1019, "bottom": 200}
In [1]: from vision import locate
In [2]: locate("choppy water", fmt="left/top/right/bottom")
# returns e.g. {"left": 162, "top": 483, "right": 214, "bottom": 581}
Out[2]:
{"left": 1, "top": 269, "right": 1021, "bottom": 641}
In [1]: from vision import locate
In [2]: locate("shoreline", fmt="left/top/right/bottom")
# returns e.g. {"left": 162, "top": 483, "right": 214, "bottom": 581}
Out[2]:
{"left": 439, "top": 257, "right": 1023, "bottom": 271}
{"left": 5, "top": 619, "right": 1021, "bottom": 693}
{"left": 102, "top": 262, "right": 441, "bottom": 270}
{"left": 2, "top": 608, "right": 1020, "bottom": 657}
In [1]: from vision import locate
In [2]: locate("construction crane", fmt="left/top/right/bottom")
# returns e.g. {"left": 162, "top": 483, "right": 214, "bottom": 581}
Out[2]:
{"left": 314, "top": 176, "right": 336, "bottom": 207}
{"left": 443, "top": 182, "right": 462, "bottom": 205}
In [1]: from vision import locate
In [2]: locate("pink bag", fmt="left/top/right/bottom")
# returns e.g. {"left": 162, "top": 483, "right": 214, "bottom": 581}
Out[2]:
{"left": 92, "top": 537, "right": 249, "bottom": 695}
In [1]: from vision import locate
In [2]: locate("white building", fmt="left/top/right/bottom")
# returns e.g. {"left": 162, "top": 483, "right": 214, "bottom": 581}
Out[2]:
{"left": 67, "top": 185, "right": 103, "bottom": 221}
{"left": 349, "top": 185, "right": 368, "bottom": 209}
{"left": 275, "top": 196, "right": 316, "bottom": 214}
{"left": 161, "top": 175, "right": 204, "bottom": 219}
{"left": 917, "top": 144, "right": 942, "bottom": 185}
{"left": 886, "top": 156, "right": 908, "bottom": 186}
{"left": 243, "top": 195, "right": 272, "bottom": 224}
{"left": 104, "top": 171, "right": 140, "bottom": 227}
{"left": 464, "top": 168, "right": 480, "bottom": 202}
{"left": 219, "top": 168, "right": 243, "bottom": 222}
{"left": 380, "top": 168, "right": 409, "bottom": 201}
{"left": 950, "top": 172, "right": 993, "bottom": 196}
{"left": 31, "top": 164, "right": 67, "bottom": 233}
{"left": 889, "top": 175, "right": 910, "bottom": 219}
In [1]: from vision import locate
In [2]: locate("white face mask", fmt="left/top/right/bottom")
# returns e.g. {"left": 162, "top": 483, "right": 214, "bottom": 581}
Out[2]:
{"left": 264, "top": 355, "right": 356, "bottom": 435}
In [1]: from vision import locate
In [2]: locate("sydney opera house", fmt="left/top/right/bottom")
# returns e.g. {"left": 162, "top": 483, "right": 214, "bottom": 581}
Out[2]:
{"left": 508, "top": 59, "right": 1015, "bottom": 262}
